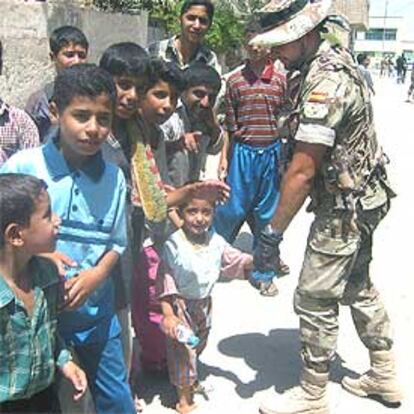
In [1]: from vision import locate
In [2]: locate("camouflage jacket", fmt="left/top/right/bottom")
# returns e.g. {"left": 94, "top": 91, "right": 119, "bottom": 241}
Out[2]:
{"left": 282, "top": 40, "right": 392, "bottom": 213}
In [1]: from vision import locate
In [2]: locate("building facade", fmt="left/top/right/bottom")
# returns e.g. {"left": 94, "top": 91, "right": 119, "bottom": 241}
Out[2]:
{"left": 354, "top": 16, "right": 414, "bottom": 62}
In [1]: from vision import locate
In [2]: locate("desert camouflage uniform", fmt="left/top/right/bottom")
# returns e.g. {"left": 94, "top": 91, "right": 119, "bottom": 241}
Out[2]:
{"left": 282, "top": 40, "right": 396, "bottom": 372}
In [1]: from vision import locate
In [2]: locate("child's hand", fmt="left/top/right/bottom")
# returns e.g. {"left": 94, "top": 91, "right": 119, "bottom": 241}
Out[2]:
{"left": 161, "top": 315, "right": 181, "bottom": 339}
{"left": 63, "top": 268, "right": 103, "bottom": 310}
{"left": 191, "top": 179, "right": 230, "bottom": 204}
{"left": 183, "top": 131, "right": 202, "bottom": 153}
{"left": 61, "top": 361, "right": 88, "bottom": 402}
{"left": 40, "top": 251, "right": 78, "bottom": 277}
{"left": 218, "top": 156, "right": 228, "bottom": 181}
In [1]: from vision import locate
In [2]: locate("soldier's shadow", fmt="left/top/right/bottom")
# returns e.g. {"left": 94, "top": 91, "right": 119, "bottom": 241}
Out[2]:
{"left": 199, "top": 329, "right": 357, "bottom": 398}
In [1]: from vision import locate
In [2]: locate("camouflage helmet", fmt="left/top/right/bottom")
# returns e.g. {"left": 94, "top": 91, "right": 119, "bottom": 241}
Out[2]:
{"left": 250, "top": 0, "right": 332, "bottom": 46}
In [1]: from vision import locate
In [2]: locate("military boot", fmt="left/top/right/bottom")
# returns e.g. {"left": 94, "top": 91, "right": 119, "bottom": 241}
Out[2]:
{"left": 259, "top": 368, "right": 329, "bottom": 414}
{"left": 342, "top": 350, "right": 403, "bottom": 406}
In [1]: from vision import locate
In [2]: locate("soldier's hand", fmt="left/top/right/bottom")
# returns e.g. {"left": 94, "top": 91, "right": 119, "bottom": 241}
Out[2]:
{"left": 253, "top": 225, "right": 283, "bottom": 273}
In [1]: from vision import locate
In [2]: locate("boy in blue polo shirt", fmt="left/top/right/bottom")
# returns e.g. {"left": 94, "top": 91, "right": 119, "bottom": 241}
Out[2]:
{"left": 1, "top": 64, "right": 135, "bottom": 414}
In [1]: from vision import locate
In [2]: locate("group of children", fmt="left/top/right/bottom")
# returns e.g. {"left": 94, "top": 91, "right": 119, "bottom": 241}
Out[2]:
{"left": 0, "top": 1, "right": 288, "bottom": 413}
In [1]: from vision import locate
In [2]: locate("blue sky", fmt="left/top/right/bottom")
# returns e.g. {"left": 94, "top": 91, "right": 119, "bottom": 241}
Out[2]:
{"left": 370, "top": 0, "right": 414, "bottom": 39}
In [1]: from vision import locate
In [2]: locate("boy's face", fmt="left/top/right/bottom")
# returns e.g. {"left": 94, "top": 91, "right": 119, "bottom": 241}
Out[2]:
{"left": 180, "top": 198, "right": 214, "bottom": 237}
{"left": 180, "top": 5, "right": 210, "bottom": 45}
{"left": 138, "top": 80, "right": 177, "bottom": 125}
{"left": 20, "top": 190, "right": 60, "bottom": 255}
{"left": 114, "top": 75, "right": 142, "bottom": 120}
{"left": 52, "top": 42, "right": 88, "bottom": 72}
{"left": 51, "top": 94, "right": 113, "bottom": 158}
{"left": 182, "top": 84, "right": 218, "bottom": 116}
{"left": 245, "top": 32, "right": 271, "bottom": 62}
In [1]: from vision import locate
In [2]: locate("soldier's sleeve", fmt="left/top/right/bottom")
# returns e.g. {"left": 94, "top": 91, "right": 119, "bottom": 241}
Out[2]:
{"left": 295, "top": 72, "right": 348, "bottom": 148}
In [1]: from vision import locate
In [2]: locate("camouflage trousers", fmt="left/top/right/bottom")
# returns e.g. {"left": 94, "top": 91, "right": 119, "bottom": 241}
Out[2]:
{"left": 294, "top": 202, "right": 393, "bottom": 373}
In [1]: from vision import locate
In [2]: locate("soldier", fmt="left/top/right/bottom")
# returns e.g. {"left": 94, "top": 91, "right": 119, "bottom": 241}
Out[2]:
{"left": 251, "top": 1, "right": 402, "bottom": 413}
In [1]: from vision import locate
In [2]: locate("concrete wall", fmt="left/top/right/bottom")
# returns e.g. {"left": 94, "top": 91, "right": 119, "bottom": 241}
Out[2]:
{"left": 0, "top": 0, "right": 148, "bottom": 107}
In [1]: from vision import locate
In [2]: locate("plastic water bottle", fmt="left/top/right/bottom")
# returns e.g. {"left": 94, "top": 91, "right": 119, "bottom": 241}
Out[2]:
{"left": 175, "top": 324, "right": 200, "bottom": 349}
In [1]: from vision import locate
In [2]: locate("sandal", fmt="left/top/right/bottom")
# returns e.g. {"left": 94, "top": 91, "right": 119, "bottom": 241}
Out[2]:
{"left": 259, "top": 280, "right": 279, "bottom": 297}
{"left": 277, "top": 259, "right": 290, "bottom": 276}
{"left": 134, "top": 396, "right": 146, "bottom": 412}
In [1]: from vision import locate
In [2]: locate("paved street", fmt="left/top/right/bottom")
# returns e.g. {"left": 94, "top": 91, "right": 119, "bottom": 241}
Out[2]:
{"left": 136, "top": 74, "right": 414, "bottom": 414}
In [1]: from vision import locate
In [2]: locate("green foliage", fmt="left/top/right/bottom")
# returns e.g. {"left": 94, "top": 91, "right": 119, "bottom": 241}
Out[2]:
{"left": 92, "top": 0, "right": 264, "bottom": 55}
{"left": 93, "top": 0, "right": 175, "bottom": 13}
{"left": 205, "top": 3, "right": 245, "bottom": 55}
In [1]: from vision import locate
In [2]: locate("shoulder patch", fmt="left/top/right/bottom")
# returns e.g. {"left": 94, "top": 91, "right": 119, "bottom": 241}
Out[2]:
{"left": 303, "top": 102, "right": 329, "bottom": 120}
{"left": 308, "top": 92, "right": 329, "bottom": 103}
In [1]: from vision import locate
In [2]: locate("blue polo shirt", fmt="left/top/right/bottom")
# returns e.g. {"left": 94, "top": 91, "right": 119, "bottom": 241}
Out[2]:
{"left": 0, "top": 135, "right": 127, "bottom": 345}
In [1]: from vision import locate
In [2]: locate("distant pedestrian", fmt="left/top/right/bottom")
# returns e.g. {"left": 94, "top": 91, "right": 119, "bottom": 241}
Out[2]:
{"left": 406, "top": 66, "right": 414, "bottom": 102}
{"left": 357, "top": 53, "right": 375, "bottom": 95}
{"left": 380, "top": 57, "right": 387, "bottom": 77}
{"left": 396, "top": 53, "right": 407, "bottom": 84}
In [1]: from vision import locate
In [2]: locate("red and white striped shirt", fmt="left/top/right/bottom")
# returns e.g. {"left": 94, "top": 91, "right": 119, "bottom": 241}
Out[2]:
{"left": 225, "top": 61, "right": 286, "bottom": 146}
{"left": 0, "top": 99, "right": 40, "bottom": 165}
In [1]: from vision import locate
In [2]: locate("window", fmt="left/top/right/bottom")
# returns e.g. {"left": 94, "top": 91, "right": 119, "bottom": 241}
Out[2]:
{"left": 365, "top": 28, "right": 397, "bottom": 41}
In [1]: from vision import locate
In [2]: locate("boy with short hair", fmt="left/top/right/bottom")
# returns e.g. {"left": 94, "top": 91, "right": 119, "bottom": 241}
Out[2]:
{"left": 213, "top": 19, "right": 287, "bottom": 296}
{"left": 1, "top": 64, "right": 135, "bottom": 414}
{"left": 0, "top": 173, "right": 87, "bottom": 412}
{"left": 148, "top": 0, "right": 220, "bottom": 73}
{"left": 26, "top": 25, "right": 89, "bottom": 139}
{"left": 161, "top": 61, "right": 223, "bottom": 187}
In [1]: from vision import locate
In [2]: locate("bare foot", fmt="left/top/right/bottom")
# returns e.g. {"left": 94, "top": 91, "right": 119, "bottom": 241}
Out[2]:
{"left": 134, "top": 396, "right": 146, "bottom": 412}
{"left": 176, "top": 402, "right": 197, "bottom": 414}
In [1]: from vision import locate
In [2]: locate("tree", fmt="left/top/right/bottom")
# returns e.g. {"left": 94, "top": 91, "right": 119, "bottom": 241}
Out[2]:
{"left": 92, "top": 0, "right": 265, "bottom": 56}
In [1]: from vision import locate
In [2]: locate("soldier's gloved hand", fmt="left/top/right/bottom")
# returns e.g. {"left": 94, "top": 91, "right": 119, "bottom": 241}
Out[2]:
{"left": 253, "top": 225, "right": 283, "bottom": 273}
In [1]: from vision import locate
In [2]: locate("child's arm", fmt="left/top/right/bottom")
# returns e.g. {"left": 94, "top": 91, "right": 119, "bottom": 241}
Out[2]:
{"left": 160, "top": 296, "right": 181, "bottom": 339}
{"left": 64, "top": 171, "right": 128, "bottom": 310}
{"left": 56, "top": 336, "right": 87, "bottom": 401}
{"left": 63, "top": 250, "right": 120, "bottom": 310}
{"left": 218, "top": 130, "right": 231, "bottom": 180}
{"left": 218, "top": 79, "right": 237, "bottom": 180}
{"left": 60, "top": 361, "right": 88, "bottom": 402}
{"left": 221, "top": 244, "right": 253, "bottom": 280}
{"left": 165, "top": 179, "right": 230, "bottom": 208}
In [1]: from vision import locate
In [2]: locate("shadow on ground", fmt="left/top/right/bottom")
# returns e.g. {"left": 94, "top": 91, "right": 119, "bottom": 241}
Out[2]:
{"left": 131, "top": 367, "right": 176, "bottom": 409}
{"left": 200, "top": 329, "right": 357, "bottom": 399}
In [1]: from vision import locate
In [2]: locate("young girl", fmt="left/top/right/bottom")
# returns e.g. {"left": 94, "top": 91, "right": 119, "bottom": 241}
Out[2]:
{"left": 158, "top": 190, "right": 253, "bottom": 414}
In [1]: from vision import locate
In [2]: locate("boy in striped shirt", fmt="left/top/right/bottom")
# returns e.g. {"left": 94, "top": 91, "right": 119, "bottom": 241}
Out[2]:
{"left": 214, "top": 19, "right": 288, "bottom": 296}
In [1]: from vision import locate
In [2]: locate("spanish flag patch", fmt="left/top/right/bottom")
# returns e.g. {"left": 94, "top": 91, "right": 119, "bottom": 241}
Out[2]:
{"left": 307, "top": 92, "right": 329, "bottom": 103}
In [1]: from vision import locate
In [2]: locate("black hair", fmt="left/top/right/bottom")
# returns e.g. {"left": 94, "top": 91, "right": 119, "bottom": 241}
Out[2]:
{"left": 49, "top": 25, "right": 89, "bottom": 56}
{"left": 182, "top": 62, "right": 221, "bottom": 92}
{"left": 0, "top": 174, "right": 48, "bottom": 247}
{"left": 142, "top": 59, "right": 185, "bottom": 95}
{"left": 357, "top": 53, "right": 369, "bottom": 65}
{"left": 52, "top": 63, "right": 116, "bottom": 113}
{"left": 99, "top": 42, "right": 149, "bottom": 78}
{"left": 180, "top": 0, "right": 214, "bottom": 23}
